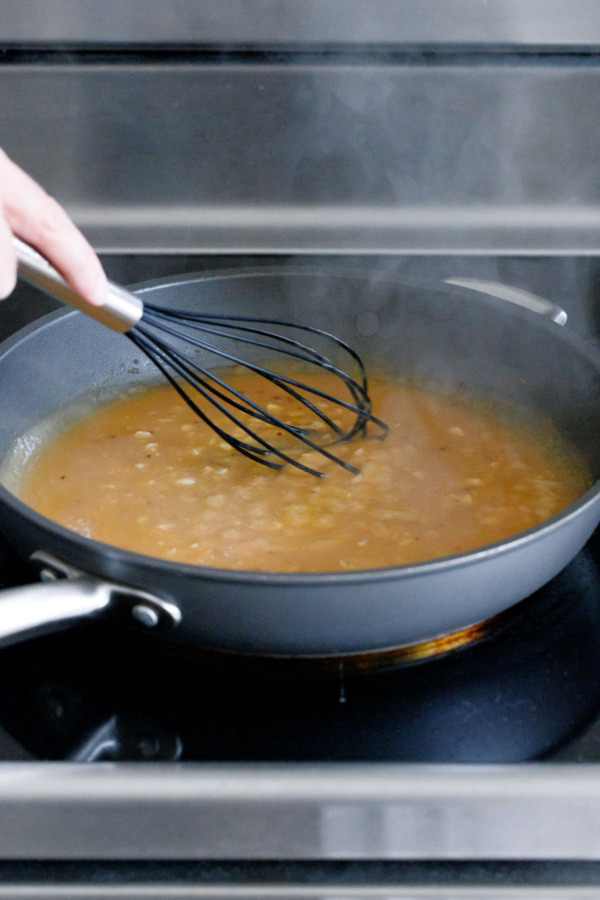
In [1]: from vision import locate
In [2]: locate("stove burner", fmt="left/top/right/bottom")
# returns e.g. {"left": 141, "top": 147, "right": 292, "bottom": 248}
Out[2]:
{"left": 156, "top": 589, "right": 551, "bottom": 677}
{"left": 0, "top": 532, "right": 599, "bottom": 764}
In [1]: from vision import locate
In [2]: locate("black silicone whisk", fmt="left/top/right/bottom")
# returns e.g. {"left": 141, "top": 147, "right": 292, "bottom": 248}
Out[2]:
{"left": 15, "top": 237, "right": 387, "bottom": 476}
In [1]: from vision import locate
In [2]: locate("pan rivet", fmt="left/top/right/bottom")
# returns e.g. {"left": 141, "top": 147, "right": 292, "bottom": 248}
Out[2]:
{"left": 131, "top": 604, "right": 160, "bottom": 628}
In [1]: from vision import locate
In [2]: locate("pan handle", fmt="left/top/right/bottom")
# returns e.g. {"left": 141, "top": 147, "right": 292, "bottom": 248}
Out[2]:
{"left": 0, "top": 577, "right": 114, "bottom": 647}
{"left": 0, "top": 553, "right": 181, "bottom": 649}
{"left": 444, "top": 278, "right": 568, "bottom": 325}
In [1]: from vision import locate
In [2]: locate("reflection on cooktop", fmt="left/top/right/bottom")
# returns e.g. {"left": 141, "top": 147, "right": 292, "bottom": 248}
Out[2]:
{"left": 0, "top": 534, "right": 599, "bottom": 763}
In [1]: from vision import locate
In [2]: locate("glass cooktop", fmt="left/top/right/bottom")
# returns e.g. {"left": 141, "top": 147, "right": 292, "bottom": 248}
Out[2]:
{"left": 0, "top": 528, "right": 600, "bottom": 764}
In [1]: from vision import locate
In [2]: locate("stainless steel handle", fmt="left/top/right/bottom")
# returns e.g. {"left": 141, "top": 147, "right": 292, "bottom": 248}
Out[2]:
{"left": 13, "top": 237, "right": 143, "bottom": 333}
{"left": 0, "top": 552, "right": 181, "bottom": 649}
{"left": 445, "top": 277, "right": 568, "bottom": 325}
{"left": 0, "top": 577, "right": 114, "bottom": 647}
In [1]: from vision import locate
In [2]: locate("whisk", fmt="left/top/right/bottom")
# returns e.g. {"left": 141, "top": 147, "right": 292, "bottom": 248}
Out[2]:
{"left": 14, "top": 238, "right": 387, "bottom": 477}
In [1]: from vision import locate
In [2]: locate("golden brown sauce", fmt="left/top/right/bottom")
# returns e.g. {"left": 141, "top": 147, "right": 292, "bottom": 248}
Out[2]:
{"left": 17, "top": 371, "right": 591, "bottom": 573}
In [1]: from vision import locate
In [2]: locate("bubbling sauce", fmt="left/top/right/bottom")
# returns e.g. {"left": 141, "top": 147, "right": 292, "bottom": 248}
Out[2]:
{"left": 17, "top": 371, "right": 591, "bottom": 573}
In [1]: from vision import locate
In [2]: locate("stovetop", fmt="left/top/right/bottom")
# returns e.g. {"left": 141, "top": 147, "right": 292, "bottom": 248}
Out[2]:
{"left": 1, "top": 527, "right": 600, "bottom": 764}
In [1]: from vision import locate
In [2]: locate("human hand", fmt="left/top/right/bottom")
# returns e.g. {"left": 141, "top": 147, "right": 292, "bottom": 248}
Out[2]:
{"left": 0, "top": 148, "right": 108, "bottom": 305}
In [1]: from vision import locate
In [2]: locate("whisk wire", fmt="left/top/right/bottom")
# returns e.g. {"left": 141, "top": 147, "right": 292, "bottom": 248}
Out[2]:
{"left": 144, "top": 307, "right": 365, "bottom": 387}
{"left": 144, "top": 305, "right": 369, "bottom": 386}
{"left": 127, "top": 326, "right": 362, "bottom": 476}
{"left": 141, "top": 307, "right": 384, "bottom": 438}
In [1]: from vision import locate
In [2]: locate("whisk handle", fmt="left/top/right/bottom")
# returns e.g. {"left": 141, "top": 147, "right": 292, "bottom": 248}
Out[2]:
{"left": 13, "top": 237, "right": 143, "bottom": 333}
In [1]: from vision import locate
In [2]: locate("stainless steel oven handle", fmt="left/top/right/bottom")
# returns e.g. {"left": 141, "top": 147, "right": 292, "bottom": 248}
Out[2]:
{"left": 0, "top": 552, "right": 181, "bottom": 648}
{"left": 445, "top": 277, "right": 567, "bottom": 325}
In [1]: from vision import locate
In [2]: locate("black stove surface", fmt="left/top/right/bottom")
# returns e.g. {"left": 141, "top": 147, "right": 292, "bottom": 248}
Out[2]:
{"left": 1, "top": 530, "right": 600, "bottom": 765}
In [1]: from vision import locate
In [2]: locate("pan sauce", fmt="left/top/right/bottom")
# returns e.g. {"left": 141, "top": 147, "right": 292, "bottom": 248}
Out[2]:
{"left": 18, "top": 371, "right": 591, "bottom": 573}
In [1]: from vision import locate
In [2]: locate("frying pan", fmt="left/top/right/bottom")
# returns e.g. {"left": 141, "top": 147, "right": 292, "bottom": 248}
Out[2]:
{"left": 0, "top": 267, "right": 599, "bottom": 658}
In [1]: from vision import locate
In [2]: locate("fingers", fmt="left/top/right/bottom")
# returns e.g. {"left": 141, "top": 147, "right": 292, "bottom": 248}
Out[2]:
{"left": 0, "top": 216, "right": 17, "bottom": 299}
{"left": 0, "top": 148, "right": 108, "bottom": 307}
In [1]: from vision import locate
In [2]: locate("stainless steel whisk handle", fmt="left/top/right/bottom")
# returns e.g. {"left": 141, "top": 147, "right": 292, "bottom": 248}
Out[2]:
{"left": 13, "top": 236, "right": 143, "bottom": 333}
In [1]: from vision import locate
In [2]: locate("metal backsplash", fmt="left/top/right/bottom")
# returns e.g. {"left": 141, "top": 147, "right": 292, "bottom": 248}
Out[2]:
{"left": 2, "top": 58, "right": 600, "bottom": 257}
{"left": 2, "top": 43, "right": 600, "bottom": 341}
{"left": 3, "top": 0, "right": 600, "bottom": 49}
